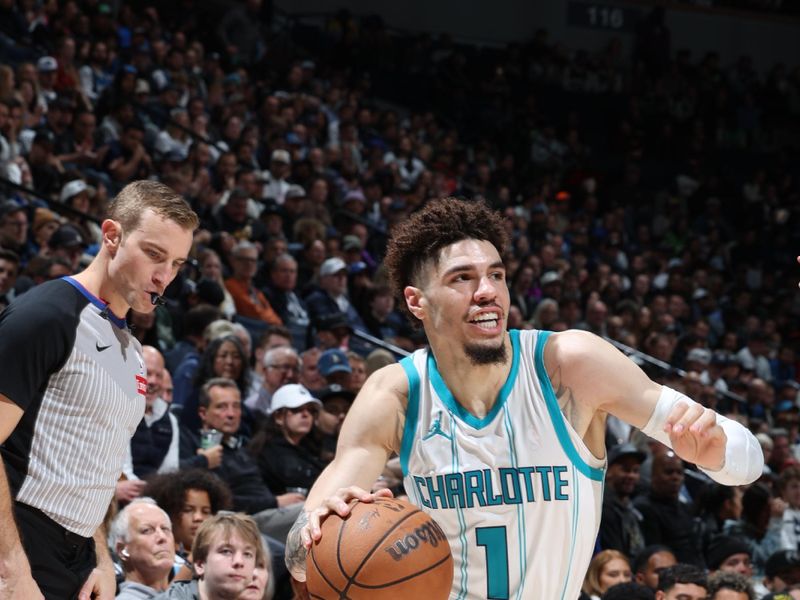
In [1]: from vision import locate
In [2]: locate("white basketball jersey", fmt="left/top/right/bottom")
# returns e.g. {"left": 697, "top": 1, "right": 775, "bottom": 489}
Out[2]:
{"left": 400, "top": 329, "right": 605, "bottom": 600}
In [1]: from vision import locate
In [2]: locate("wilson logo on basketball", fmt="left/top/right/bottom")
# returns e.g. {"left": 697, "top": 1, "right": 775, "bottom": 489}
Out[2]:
{"left": 384, "top": 519, "right": 448, "bottom": 561}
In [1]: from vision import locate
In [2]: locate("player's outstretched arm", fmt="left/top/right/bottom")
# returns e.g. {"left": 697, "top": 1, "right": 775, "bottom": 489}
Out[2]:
{"left": 545, "top": 330, "right": 763, "bottom": 484}
{"left": 285, "top": 363, "right": 408, "bottom": 581}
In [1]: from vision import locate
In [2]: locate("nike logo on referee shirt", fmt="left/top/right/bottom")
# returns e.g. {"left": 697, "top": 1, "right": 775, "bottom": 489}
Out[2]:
{"left": 96, "top": 342, "right": 112, "bottom": 352}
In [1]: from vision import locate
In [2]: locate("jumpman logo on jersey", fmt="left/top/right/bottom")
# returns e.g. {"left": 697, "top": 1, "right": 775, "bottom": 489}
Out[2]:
{"left": 423, "top": 411, "right": 452, "bottom": 441}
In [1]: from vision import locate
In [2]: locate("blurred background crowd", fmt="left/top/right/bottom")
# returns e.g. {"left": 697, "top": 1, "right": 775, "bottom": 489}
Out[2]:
{"left": 1, "top": 0, "right": 800, "bottom": 598}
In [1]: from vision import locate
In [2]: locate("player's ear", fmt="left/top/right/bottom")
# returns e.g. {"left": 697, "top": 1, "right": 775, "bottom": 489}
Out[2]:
{"left": 404, "top": 285, "right": 425, "bottom": 321}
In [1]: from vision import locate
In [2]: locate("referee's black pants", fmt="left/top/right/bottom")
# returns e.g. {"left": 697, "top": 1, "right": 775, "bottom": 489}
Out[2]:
{"left": 14, "top": 502, "right": 96, "bottom": 600}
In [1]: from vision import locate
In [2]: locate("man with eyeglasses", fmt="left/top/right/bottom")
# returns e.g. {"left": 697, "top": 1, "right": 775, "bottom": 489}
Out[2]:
{"left": 179, "top": 377, "right": 304, "bottom": 543}
{"left": 246, "top": 346, "right": 300, "bottom": 419}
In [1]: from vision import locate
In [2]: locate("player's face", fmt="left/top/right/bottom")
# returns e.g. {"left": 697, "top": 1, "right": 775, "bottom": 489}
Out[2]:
{"left": 196, "top": 532, "right": 256, "bottom": 598}
{"left": 599, "top": 558, "right": 631, "bottom": 592}
{"left": 174, "top": 489, "right": 211, "bottom": 550}
{"left": 411, "top": 239, "right": 509, "bottom": 364}
{"left": 110, "top": 209, "right": 193, "bottom": 313}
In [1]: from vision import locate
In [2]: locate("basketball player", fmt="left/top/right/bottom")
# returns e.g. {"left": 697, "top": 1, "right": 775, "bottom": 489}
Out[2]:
{"left": 286, "top": 198, "right": 763, "bottom": 599}
{"left": 0, "top": 181, "right": 197, "bottom": 599}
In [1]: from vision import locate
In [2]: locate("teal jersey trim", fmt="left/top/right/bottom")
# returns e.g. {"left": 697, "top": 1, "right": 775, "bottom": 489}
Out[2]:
{"left": 399, "top": 355, "right": 421, "bottom": 477}
{"left": 428, "top": 329, "right": 521, "bottom": 430}
{"left": 451, "top": 419, "right": 469, "bottom": 600}
{"left": 559, "top": 467, "right": 580, "bottom": 600}
{"left": 502, "top": 405, "right": 527, "bottom": 600}
{"left": 533, "top": 331, "right": 605, "bottom": 482}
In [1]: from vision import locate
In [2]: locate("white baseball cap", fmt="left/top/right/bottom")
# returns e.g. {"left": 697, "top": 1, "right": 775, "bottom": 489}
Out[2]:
{"left": 320, "top": 257, "right": 347, "bottom": 277}
{"left": 60, "top": 179, "right": 96, "bottom": 203}
{"left": 269, "top": 384, "right": 321, "bottom": 415}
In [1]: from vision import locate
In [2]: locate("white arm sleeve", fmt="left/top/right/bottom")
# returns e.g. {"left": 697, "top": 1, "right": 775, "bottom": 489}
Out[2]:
{"left": 640, "top": 386, "right": 763, "bottom": 485}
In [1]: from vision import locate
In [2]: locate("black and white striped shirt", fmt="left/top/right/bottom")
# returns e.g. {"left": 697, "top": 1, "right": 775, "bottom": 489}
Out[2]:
{"left": 0, "top": 277, "right": 145, "bottom": 537}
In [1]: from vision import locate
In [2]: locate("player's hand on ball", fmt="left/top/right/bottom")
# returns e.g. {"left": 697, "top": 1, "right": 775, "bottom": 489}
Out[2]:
{"left": 304, "top": 486, "right": 394, "bottom": 548}
{"left": 663, "top": 400, "right": 726, "bottom": 470}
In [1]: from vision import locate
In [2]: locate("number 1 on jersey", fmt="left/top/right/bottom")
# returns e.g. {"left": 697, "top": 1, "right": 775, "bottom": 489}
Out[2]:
{"left": 476, "top": 525, "right": 509, "bottom": 599}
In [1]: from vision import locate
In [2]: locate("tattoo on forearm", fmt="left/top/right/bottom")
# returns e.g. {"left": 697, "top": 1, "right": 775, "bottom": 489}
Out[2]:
{"left": 285, "top": 511, "right": 309, "bottom": 575}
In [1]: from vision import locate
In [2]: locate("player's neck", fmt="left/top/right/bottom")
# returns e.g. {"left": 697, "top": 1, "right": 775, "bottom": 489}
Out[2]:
{"left": 428, "top": 336, "right": 512, "bottom": 419}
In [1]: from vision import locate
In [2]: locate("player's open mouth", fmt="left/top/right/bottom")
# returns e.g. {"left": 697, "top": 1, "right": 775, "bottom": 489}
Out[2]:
{"left": 469, "top": 312, "right": 500, "bottom": 330}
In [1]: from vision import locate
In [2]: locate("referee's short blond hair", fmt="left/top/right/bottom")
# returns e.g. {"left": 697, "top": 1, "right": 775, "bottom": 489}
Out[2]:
{"left": 109, "top": 180, "right": 198, "bottom": 234}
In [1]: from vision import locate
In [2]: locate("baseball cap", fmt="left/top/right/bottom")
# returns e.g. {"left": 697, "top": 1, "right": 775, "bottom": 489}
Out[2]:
{"left": 33, "top": 129, "right": 54, "bottom": 147}
{"left": 540, "top": 271, "right": 561, "bottom": 286}
{"left": 269, "top": 384, "right": 321, "bottom": 415}
{"left": 49, "top": 224, "right": 86, "bottom": 249}
{"left": 607, "top": 443, "right": 646, "bottom": 466}
{"left": 318, "top": 349, "right": 352, "bottom": 377}
{"left": 348, "top": 261, "right": 368, "bottom": 275}
{"left": 711, "top": 351, "right": 735, "bottom": 366}
{"left": 59, "top": 180, "right": 96, "bottom": 204}
{"left": 342, "top": 235, "right": 362, "bottom": 252}
{"left": 316, "top": 384, "right": 356, "bottom": 403}
{"left": 271, "top": 149, "right": 291, "bottom": 164}
{"left": 765, "top": 549, "right": 800, "bottom": 578}
{"left": 320, "top": 257, "right": 347, "bottom": 277}
{"left": 686, "top": 348, "right": 712, "bottom": 365}
{"left": 135, "top": 79, "right": 151, "bottom": 95}
{"left": 0, "top": 202, "right": 25, "bottom": 221}
{"left": 37, "top": 56, "right": 57, "bottom": 72}
{"left": 342, "top": 189, "right": 366, "bottom": 205}
{"left": 705, "top": 535, "right": 751, "bottom": 570}
{"left": 775, "top": 400, "right": 799, "bottom": 414}
{"left": 285, "top": 185, "right": 306, "bottom": 200}
{"left": 261, "top": 202, "right": 284, "bottom": 218}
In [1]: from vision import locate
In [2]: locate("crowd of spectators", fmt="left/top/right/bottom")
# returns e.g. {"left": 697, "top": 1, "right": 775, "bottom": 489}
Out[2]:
{"left": 1, "top": 1, "right": 800, "bottom": 598}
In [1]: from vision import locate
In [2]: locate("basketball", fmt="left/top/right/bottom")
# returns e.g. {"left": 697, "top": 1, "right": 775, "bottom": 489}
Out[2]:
{"left": 306, "top": 497, "right": 453, "bottom": 599}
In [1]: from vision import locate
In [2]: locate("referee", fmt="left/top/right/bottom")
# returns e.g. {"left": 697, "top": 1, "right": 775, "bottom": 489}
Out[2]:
{"left": 0, "top": 181, "right": 197, "bottom": 599}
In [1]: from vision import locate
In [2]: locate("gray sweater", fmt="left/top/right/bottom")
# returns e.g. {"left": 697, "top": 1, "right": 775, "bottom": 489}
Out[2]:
{"left": 116, "top": 581, "right": 162, "bottom": 600}
{"left": 150, "top": 580, "right": 200, "bottom": 600}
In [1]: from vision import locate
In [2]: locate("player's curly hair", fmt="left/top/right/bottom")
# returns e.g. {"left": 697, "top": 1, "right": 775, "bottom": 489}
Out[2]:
{"left": 141, "top": 469, "right": 233, "bottom": 525}
{"left": 384, "top": 197, "right": 508, "bottom": 323}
